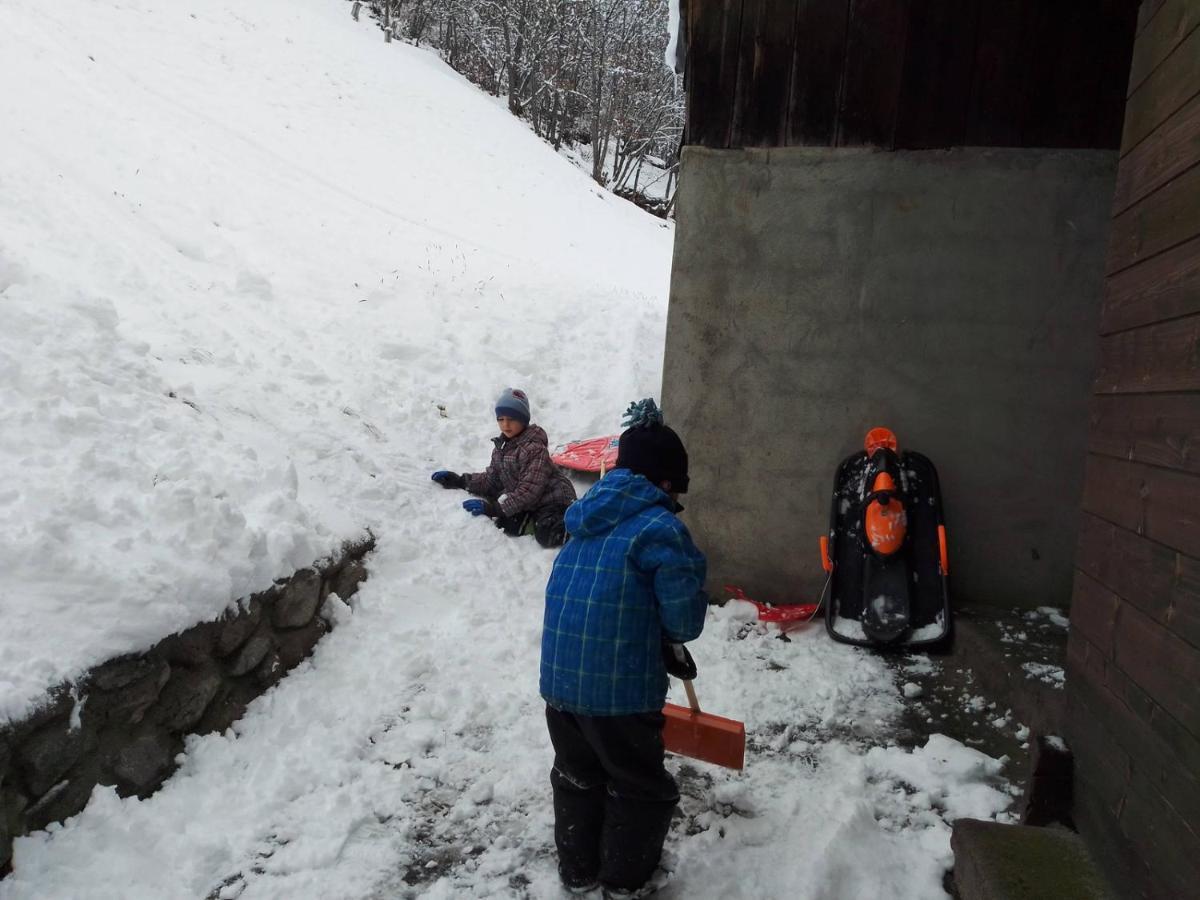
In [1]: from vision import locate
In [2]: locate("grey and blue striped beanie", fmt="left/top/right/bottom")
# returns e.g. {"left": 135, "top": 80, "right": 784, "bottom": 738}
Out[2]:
{"left": 495, "top": 387, "right": 531, "bottom": 425}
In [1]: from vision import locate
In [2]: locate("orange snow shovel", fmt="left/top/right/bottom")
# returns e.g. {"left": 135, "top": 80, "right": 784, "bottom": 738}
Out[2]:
{"left": 662, "top": 680, "right": 746, "bottom": 770}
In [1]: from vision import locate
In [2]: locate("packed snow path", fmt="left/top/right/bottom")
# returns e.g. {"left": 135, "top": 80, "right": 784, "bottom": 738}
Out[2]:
{"left": 6, "top": 544, "right": 1012, "bottom": 899}
{"left": 1, "top": 1, "right": 1012, "bottom": 897}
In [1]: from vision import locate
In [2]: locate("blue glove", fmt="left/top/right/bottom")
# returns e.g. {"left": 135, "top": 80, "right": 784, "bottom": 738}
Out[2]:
{"left": 463, "top": 498, "right": 497, "bottom": 517}
{"left": 432, "top": 470, "right": 465, "bottom": 489}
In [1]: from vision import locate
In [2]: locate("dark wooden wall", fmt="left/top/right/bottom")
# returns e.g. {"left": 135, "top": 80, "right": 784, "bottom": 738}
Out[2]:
{"left": 682, "top": 0, "right": 1140, "bottom": 150}
{"left": 1067, "top": 1, "right": 1200, "bottom": 897}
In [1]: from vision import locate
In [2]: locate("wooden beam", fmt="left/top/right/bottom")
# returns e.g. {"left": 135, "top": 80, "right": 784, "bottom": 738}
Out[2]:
{"left": 1091, "top": 0, "right": 1146, "bottom": 148}
{"left": 1066, "top": 641, "right": 1134, "bottom": 814}
{"left": 729, "top": 0, "right": 799, "bottom": 147}
{"left": 1072, "top": 569, "right": 1124, "bottom": 655}
{"left": 1107, "top": 159, "right": 1200, "bottom": 274}
{"left": 965, "top": 0, "right": 1034, "bottom": 146}
{"left": 1121, "top": 24, "right": 1200, "bottom": 153}
{"left": 1082, "top": 453, "right": 1200, "bottom": 558}
{"left": 1075, "top": 511, "right": 1200, "bottom": 646}
{"left": 1070, "top": 628, "right": 1200, "bottom": 800}
{"left": 1093, "top": 313, "right": 1200, "bottom": 393}
{"left": 1138, "top": 0, "right": 1169, "bottom": 35}
{"left": 1127, "top": 0, "right": 1200, "bottom": 95}
{"left": 1102, "top": 235, "right": 1200, "bottom": 334}
{"left": 684, "top": 0, "right": 745, "bottom": 148}
{"left": 1117, "top": 768, "right": 1200, "bottom": 892}
{"left": 835, "top": 0, "right": 910, "bottom": 147}
{"left": 1068, "top": 634, "right": 1133, "bottom": 778}
{"left": 784, "top": 0, "right": 851, "bottom": 146}
{"left": 1088, "top": 392, "right": 1200, "bottom": 475}
{"left": 1020, "top": 0, "right": 1081, "bottom": 147}
{"left": 892, "top": 0, "right": 981, "bottom": 148}
{"left": 1020, "top": 0, "right": 1139, "bottom": 149}
{"left": 1114, "top": 90, "right": 1200, "bottom": 215}
{"left": 684, "top": 0, "right": 1138, "bottom": 150}
{"left": 1115, "top": 598, "right": 1200, "bottom": 731}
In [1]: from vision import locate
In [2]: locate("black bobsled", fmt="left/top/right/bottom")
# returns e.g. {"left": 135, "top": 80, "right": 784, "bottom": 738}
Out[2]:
{"left": 820, "top": 428, "right": 951, "bottom": 649}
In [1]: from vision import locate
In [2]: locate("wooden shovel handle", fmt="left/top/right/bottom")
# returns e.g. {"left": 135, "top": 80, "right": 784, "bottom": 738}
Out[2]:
{"left": 683, "top": 680, "right": 700, "bottom": 712}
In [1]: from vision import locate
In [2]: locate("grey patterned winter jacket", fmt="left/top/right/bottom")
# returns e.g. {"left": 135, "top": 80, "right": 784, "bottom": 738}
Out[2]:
{"left": 463, "top": 425, "right": 577, "bottom": 518}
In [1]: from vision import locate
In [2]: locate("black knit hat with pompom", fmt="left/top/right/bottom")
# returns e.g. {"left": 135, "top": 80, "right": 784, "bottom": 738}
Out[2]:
{"left": 615, "top": 399, "right": 690, "bottom": 493}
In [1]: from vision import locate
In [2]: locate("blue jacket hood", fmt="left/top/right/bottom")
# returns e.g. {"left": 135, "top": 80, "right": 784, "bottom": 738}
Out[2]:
{"left": 565, "top": 469, "right": 675, "bottom": 539}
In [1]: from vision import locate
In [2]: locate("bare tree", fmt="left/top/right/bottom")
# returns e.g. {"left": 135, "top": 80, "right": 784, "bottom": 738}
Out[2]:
{"left": 349, "top": 0, "right": 683, "bottom": 215}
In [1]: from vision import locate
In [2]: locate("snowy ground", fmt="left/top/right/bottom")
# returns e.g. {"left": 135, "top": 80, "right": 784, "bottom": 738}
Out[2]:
{"left": 5, "top": 593, "right": 1013, "bottom": 900}
{"left": 1, "top": 1, "right": 1012, "bottom": 897}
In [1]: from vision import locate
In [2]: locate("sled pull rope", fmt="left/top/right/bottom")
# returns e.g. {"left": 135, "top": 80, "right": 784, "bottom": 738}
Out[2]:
{"left": 684, "top": 679, "right": 700, "bottom": 712}
{"left": 801, "top": 570, "right": 832, "bottom": 626}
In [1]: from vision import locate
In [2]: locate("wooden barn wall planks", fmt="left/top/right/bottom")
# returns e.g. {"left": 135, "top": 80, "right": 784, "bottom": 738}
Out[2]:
{"left": 1101, "top": 233, "right": 1200, "bottom": 332}
{"left": 784, "top": 0, "right": 851, "bottom": 145}
{"left": 1107, "top": 160, "right": 1200, "bottom": 272}
{"left": 1111, "top": 91, "right": 1200, "bottom": 215}
{"left": 682, "top": 0, "right": 744, "bottom": 149}
{"left": 834, "top": 0, "right": 910, "bottom": 146}
{"left": 891, "top": 0, "right": 980, "bottom": 149}
{"left": 681, "top": 0, "right": 1139, "bottom": 150}
{"left": 729, "top": 0, "right": 798, "bottom": 147}
{"left": 1069, "top": 1, "right": 1200, "bottom": 897}
{"left": 1120, "top": 23, "right": 1200, "bottom": 150}
{"left": 1127, "top": 0, "right": 1200, "bottom": 92}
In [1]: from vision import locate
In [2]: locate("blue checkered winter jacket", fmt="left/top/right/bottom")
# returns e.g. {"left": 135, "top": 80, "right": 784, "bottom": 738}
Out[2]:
{"left": 540, "top": 468, "right": 708, "bottom": 716}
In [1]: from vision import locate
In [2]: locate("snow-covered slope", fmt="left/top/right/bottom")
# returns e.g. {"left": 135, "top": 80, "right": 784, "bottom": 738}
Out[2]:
{"left": 0, "top": 0, "right": 670, "bottom": 722}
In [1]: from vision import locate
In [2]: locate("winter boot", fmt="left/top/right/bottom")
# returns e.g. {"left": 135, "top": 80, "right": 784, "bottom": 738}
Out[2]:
{"left": 552, "top": 766, "right": 606, "bottom": 890}
{"left": 598, "top": 793, "right": 675, "bottom": 895}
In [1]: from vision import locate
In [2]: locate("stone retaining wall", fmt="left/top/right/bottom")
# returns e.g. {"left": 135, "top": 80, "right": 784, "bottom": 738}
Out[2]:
{"left": 0, "top": 536, "right": 374, "bottom": 873}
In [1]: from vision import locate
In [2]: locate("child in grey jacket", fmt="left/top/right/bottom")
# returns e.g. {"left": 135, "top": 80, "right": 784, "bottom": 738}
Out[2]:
{"left": 431, "top": 388, "right": 576, "bottom": 547}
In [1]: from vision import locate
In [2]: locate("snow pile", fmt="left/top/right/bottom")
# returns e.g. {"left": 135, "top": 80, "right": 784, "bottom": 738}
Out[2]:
{"left": 865, "top": 734, "right": 1010, "bottom": 822}
{"left": 652, "top": 606, "right": 1013, "bottom": 900}
{"left": 1033, "top": 606, "right": 1071, "bottom": 629}
{"left": 0, "top": 281, "right": 329, "bottom": 719}
{"left": 0, "top": 0, "right": 669, "bottom": 722}
{"left": 1023, "top": 661, "right": 1067, "bottom": 688}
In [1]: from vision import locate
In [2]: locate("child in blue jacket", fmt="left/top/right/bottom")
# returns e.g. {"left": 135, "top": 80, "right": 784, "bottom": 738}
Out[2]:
{"left": 540, "top": 400, "right": 708, "bottom": 897}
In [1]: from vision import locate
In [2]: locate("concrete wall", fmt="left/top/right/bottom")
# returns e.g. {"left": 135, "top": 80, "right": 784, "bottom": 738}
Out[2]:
{"left": 662, "top": 146, "right": 1115, "bottom": 609}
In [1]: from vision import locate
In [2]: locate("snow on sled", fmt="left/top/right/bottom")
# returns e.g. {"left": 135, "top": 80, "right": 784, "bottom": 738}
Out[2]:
{"left": 821, "top": 427, "right": 951, "bottom": 649}
{"left": 551, "top": 434, "right": 619, "bottom": 473}
{"left": 724, "top": 585, "right": 819, "bottom": 627}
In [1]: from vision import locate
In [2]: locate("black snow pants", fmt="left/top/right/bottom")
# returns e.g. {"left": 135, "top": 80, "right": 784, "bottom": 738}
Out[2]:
{"left": 494, "top": 505, "right": 568, "bottom": 548}
{"left": 545, "top": 705, "right": 678, "bottom": 892}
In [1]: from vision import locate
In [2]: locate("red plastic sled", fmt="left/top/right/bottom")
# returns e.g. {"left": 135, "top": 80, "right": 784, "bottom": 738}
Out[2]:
{"left": 725, "top": 585, "right": 819, "bottom": 624}
{"left": 551, "top": 434, "right": 620, "bottom": 473}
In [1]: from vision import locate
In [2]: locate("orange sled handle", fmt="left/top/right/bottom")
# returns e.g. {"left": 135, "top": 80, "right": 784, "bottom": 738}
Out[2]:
{"left": 938, "top": 525, "right": 949, "bottom": 575}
